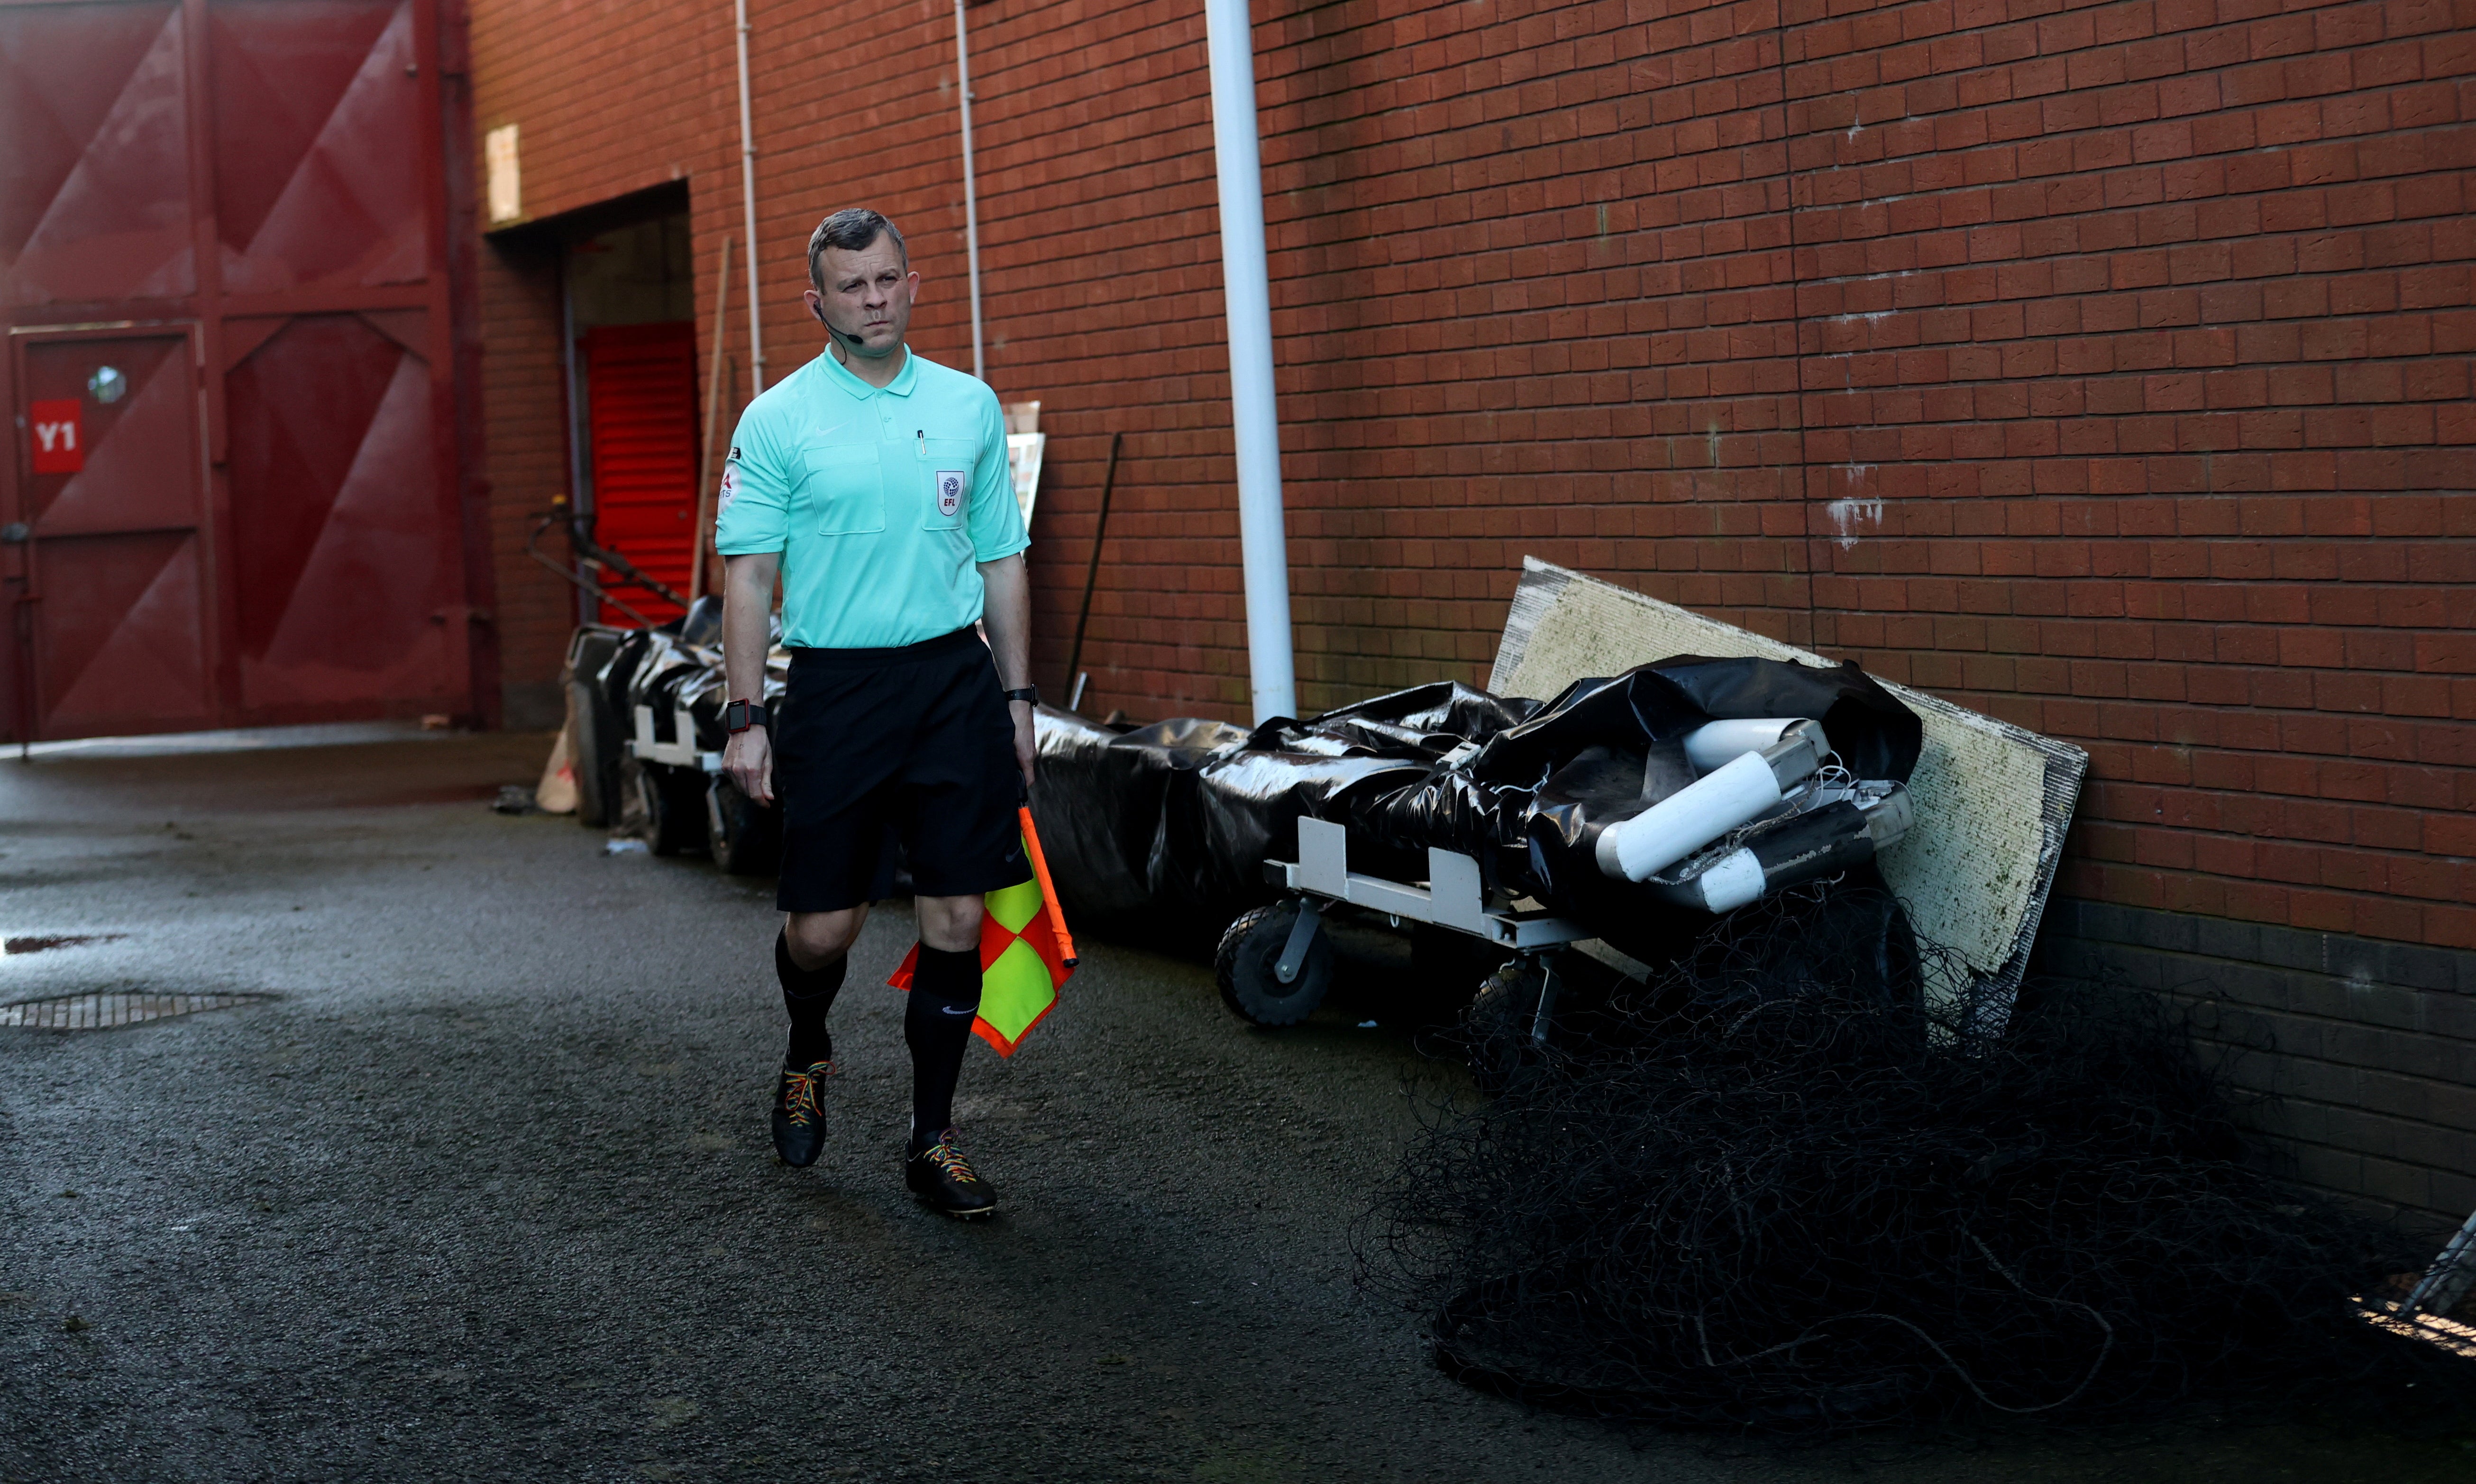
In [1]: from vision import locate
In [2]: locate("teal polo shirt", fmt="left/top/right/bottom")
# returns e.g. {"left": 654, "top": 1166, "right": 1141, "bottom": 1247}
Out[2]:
{"left": 713, "top": 347, "right": 1027, "bottom": 648}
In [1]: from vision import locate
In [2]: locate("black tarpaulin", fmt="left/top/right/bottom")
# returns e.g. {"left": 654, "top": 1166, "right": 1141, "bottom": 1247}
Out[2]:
{"left": 1028, "top": 656, "right": 1921, "bottom": 948}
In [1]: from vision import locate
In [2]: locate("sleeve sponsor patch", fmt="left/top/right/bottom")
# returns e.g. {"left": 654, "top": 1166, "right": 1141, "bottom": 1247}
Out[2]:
{"left": 715, "top": 463, "right": 739, "bottom": 521}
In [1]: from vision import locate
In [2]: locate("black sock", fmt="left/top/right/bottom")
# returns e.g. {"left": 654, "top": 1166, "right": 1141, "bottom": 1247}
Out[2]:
{"left": 904, "top": 944, "right": 982, "bottom": 1147}
{"left": 777, "top": 929, "right": 846, "bottom": 1070}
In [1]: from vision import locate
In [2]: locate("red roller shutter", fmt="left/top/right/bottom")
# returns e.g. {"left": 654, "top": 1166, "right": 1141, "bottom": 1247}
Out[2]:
{"left": 582, "top": 321, "right": 699, "bottom": 620}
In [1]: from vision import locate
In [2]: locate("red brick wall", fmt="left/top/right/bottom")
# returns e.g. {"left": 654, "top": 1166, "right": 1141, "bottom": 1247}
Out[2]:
{"left": 467, "top": 0, "right": 2474, "bottom": 955}
{"left": 475, "top": 234, "right": 573, "bottom": 727}
{"left": 1780, "top": 0, "right": 2476, "bottom": 958}
{"left": 466, "top": 0, "right": 740, "bottom": 721}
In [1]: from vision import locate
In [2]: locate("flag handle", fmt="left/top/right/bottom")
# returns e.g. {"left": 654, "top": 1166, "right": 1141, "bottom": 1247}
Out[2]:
{"left": 1017, "top": 805, "right": 1077, "bottom": 968}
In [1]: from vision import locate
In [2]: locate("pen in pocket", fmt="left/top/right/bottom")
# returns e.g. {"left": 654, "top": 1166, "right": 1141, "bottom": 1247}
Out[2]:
{"left": 917, "top": 429, "right": 926, "bottom": 458}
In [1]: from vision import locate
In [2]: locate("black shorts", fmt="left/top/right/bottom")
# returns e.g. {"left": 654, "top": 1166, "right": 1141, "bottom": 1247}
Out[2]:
{"left": 772, "top": 626, "right": 1026, "bottom": 914}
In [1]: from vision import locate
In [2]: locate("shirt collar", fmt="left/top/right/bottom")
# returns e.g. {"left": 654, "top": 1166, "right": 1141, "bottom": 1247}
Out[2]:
{"left": 817, "top": 344, "right": 918, "bottom": 399}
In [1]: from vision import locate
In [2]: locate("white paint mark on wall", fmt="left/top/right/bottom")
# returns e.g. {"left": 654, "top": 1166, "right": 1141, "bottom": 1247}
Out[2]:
{"left": 1826, "top": 483, "right": 1882, "bottom": 549}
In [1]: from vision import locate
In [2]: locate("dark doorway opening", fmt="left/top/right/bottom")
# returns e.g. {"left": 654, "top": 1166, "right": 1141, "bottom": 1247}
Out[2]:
{"left": 562, "top": 186, "right": 698, "bottom": 624}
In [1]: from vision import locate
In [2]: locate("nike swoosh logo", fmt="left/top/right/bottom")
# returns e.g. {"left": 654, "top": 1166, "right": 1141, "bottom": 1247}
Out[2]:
{"left": 941, "top": 1006, "right": 976, "bottom": 1016}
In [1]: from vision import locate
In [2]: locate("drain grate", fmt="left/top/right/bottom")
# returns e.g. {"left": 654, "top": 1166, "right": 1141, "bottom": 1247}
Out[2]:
{"left": 0, "top": 992, "right": 269, "bottom": 1030}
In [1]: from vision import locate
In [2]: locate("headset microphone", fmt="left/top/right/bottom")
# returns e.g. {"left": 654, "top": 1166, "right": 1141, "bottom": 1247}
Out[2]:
{"left": 809, "top": 300, "right": 857, "bottom": 346}
{"left": 810, "top": 301, "right": 885, "bottom": 359}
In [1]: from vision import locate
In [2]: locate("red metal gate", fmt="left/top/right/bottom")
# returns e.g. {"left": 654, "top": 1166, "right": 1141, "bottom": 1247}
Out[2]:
{"left": 0, "top": 0, "right": 480, "bottom": 743}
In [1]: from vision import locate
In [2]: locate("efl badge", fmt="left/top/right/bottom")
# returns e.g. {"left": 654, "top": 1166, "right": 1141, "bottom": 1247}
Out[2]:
{"left": 936, "top": 470, "right": 965, "bottom": 519}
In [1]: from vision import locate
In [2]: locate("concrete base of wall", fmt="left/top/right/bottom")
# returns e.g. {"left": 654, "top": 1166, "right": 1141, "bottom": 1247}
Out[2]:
{"left": 2034, "top": 898, "right": 2476, "bottom": 1238}
{"left": 500, "top": 681, "right": 565, "bottom": 733}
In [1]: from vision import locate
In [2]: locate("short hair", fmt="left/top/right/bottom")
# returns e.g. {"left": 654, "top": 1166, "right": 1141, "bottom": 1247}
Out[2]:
{"left": 806, "top": 209, "right": 907, "bottom": 288}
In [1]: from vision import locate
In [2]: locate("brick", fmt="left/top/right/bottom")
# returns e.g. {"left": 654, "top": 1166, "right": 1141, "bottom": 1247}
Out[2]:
{"left": 467, "top": 0, "right": 2476, "bottom": 996}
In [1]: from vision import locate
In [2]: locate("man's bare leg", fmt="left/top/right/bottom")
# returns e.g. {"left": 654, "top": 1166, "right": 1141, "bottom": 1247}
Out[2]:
{"left": 781, "top": 892, "right": 972, "bottom": 966}
{"left": 783, "top": 904, "right": 871, "bottom": 969}
{"left": 910, "top": 894, "right": 982, "bottom": 955}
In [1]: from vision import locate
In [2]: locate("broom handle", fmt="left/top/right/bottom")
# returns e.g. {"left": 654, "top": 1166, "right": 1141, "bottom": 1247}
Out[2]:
{"left": 1017, "top": 805, "right": 1077, "bottom": 968}
{"left": 1061, "top": 431, "right": 1121, "bottom": 702}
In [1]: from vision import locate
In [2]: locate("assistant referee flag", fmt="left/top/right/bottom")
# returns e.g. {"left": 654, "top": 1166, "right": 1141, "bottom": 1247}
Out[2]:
{"left": 888, "top": 808, "right": 1076, "bottom": 1056}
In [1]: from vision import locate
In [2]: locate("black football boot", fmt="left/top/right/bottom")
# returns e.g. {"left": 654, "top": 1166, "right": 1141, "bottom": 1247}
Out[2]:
{"left": 905, "top": 1129, "right": 997, "bottom": 1218}
{"left": 770, "top": 1060, "right": 834, "bottom": 1167}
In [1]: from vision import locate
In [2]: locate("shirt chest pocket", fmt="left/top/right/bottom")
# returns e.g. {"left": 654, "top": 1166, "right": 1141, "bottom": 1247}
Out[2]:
{"left": 920, "top": 438, "right": 978, "bottom": 531}
{"left": 797, "top": 437, "right": 886, "bottom": 536}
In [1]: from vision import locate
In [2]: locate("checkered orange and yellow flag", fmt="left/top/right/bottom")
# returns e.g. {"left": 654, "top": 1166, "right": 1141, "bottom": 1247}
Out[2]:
{"left": 887, "top": 807, "right": 1077, "bottom": 1056}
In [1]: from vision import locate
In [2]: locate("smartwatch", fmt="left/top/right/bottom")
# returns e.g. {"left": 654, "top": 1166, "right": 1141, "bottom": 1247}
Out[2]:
{"left": 723, "top": 699, "right": 770, "bottom": 733}
{"left": 1003, "top": 686, "right": 1039, "bottom": 706}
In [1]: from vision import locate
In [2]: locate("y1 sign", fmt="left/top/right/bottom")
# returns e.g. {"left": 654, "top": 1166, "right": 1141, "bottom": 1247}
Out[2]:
{"left": 29, "top": 399, "right": 82, "bottom": 474}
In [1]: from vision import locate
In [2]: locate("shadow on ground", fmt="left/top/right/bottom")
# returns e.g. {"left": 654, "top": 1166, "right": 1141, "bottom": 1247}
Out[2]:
{"left": 1, "top": 735, "right": 2467, "bottom": 1482}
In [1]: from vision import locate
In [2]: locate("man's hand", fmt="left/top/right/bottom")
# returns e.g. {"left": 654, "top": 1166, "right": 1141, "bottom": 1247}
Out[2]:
{"left": 723, "top": 725, "right": 774, "bottom": 806}
{"left": 1010, "top": 699, "right": 1036, "bottom": 790}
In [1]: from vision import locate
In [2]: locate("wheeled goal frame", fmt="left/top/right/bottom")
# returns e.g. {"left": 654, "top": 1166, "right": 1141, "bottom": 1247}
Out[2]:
{"left": 1243, "top": 817, "right": 1593, "bottom": 1045}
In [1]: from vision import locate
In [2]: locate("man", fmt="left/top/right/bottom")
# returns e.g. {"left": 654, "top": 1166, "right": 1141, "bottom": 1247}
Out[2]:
{"left": 713, "top": 208, "right": 1036, "bottom": 1219}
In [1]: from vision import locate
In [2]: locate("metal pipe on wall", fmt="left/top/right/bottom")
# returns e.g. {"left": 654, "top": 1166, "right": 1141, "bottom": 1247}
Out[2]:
{"left": 733, "top": 0, "right": 767, "bottom": 394}
{"left": 1201, "top": 0, "right": 1295, "bottom": 722}
{"left": 953, "top": 0, "right": 985, "bottom": 380}
{"left": 560, "top": 247, "right": 594, "bottom": 626}
{"left": 690, "top": 237, "right": 734, "bottom": 605}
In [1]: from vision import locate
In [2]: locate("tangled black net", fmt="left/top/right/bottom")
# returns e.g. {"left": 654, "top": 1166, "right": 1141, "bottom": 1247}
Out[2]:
{"left": 1361, "top": 882, "right": 2473, "bottom": 1432}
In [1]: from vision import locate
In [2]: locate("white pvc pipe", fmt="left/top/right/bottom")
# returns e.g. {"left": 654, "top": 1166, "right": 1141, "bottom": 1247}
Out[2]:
{"left": 1689, "top": 849, "right": 1768, "bottom": 912}
{"left": 734, "top": 0, "right": 767, "bottom": 394}
{"left": 1682, "top": 718, "right": 1827, "bottom": 774}
{"left": 1202, "top": 0, "right": 1295, "bottom": 722}
{"left": 1598, "top": 751, "right": 1788, "bottom": 883}
{"left": 953, "top": 0, "right": 985, "bottom": 380}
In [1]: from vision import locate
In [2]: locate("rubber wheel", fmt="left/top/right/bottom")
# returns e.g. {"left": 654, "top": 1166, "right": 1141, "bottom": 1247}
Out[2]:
{"left": 1410, "top": 924, "right": 1508, "bottom": 1016}
{"left": 1215, "top": 901, "right": 1334, "bottom": 1027}
{"left": 628, "top": 760, "right": 708, "bottom": 857}
{"left": 705, "top": 774, "right": 781, "bottom": 876}
{"left": 1462, "top": 957, "right": 1550, "bottom": 1097}
{"left": 568, "top": 677, "right": 615, "bottom": 828}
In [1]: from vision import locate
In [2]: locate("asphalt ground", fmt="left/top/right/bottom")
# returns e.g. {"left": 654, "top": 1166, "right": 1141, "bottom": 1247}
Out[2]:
{"left": 2, "top": 734, "right": 2469, "bottom": 1483}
